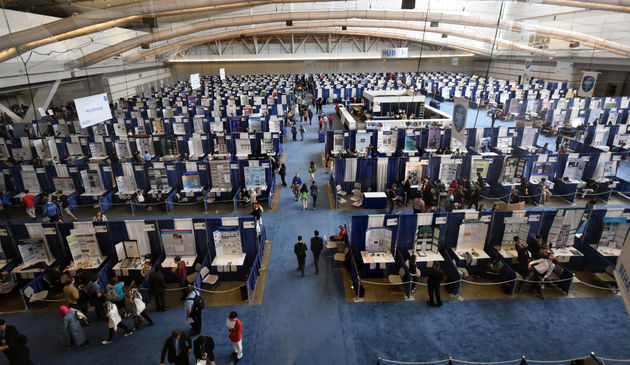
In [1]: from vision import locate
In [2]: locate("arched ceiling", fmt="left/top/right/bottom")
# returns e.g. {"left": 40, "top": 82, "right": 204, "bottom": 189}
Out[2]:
{"left": 1, "top": 0, "right": 629, "bottom": 67}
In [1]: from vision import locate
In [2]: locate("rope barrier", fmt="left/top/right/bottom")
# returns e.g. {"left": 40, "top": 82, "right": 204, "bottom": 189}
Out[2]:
{"left": 598, "top": 357, "right": 630, "bottom": 362}
{"left": 378, "top": 358, "right": 450, "bottom": 364}
{"left": 450, "top": 359, "right": 522, "bottom": 364}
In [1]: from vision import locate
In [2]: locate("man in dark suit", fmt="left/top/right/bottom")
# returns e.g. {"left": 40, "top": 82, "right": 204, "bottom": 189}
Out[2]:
{"left": 0, "top": 320, "right": 32, "bottom": 365}
{"left": 193, "top": 335, "right": 215, "bottom": 365}
{"left": 514, "top": 236, "right": 532, "bottom": 276}
{"left": 310, "top": 230, "right": 324, "bottom": 275}
{"left": 294, "top": 236, "right": 307, "bottom": 277}
{"left": 160, "top": 329, "right": 192, "bottom": 365}
{"left": 149, "top": 263, "right": 167, "bottom": 312}
{"left": 529, "top": 235, "right": 545, "bottom": 259}
{"left": 425, "top": 263, "right": 444, "bottom": 307}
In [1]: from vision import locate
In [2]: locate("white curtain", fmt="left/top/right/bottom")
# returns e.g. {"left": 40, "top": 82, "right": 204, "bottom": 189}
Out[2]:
{"left": 125, "top": 221, "right": 150, "bottom": 257}
{"left": 368, "top": 214, "right": 385, "bottom": 228}
{"left": 122, "top": 163, "right": 137, "bottom": 188}
{"left": 344, "top": 158, "right": 357, "bottom": 182}
{"left": 174, "top": 218, "right": 193, "bottom": 230}
{"left": 55, "top": 165, "right": 69, "bottom": 177}
{"left": 376, "top": 158, "right": 388, "bottom": 192}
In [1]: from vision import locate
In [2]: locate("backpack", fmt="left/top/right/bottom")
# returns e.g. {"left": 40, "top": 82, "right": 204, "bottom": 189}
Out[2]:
{"left": 75, "top": 309, "right": 90, "bottom": 327}
{"left": 105, "top": 288, "right": 119, "bottom": 302}
{"left": 189, "top": 293, "right": 205, "bottom": 313}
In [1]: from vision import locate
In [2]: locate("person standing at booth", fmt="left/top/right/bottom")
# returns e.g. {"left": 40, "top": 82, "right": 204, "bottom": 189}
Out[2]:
{"left": 172, "top": 256, "right": 188, "bottom": 301}
{"left": 425, "top": 263, "right": 444, "bottom": 307}
{"left": 310, "top": 231, "right": 324, "bottom": 275}
{"left": 150, "top": 263, "right": 167, "bottom": 312}
{"left": 279, "top": 163, "right": 287, "bottom": 187}
{"left": 22, "top": 190, "right": 36, "bottom": 220}
{"left": 294, "top": 236, "right": 307, "bottom": 277}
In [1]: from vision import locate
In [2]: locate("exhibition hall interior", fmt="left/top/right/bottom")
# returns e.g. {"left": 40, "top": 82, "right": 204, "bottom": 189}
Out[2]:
{"left": 1, "top": 0, "right": 630, "bottom": 364}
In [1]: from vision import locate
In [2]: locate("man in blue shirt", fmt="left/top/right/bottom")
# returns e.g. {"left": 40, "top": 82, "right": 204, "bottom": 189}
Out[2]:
{"left": 185, "top": 285, "right": 202, "bottom": 335}
{"left": 291, "top": 173, "right": 302, "bottom": 201}
{"left": 42, "top": 197, "right": 62, "bottom": 223}
{"left": 144, "top": 151, "right": 152, "bottom": 161}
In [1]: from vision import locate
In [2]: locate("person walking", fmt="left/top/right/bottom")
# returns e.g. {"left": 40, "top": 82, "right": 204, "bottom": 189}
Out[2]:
{"left": 226, "top": 311, "right": 243, "bottom": 364}
{"left": 59, "top": 305, "right": 89, "bottom": 348}
{"left": 308, "top": 161, "right": 316, "bottom": 181}
{"left": 193, "top": 335, "right": 215, "bottom": 365}
{"left": 83, "top": 273, "right": 105, "bottom": 320}
{"left": 310, "top": 181, "right": 319, "bottom": 210}
{"left": 291, "top": 173, "right": 302, "bottom": 201}
{"left": 300, "top": 184, "right": 308, "bottom": 210}
{"left": 126, "top": 287, "right": 153, "bottom": 330}
{"left": 425, "top": 263, "right": 444, "bottom": 307}
{"left": 150, "top": 263, "right": 167, "bottom": 312}
{"left": 310, "top": 231, "right": 324, "bottom": 275}
{"left": 160, "top": 329, "right": 192, "bottom": 365}
{"left": 307, "top": 108, "right": 313, "bottom": 124}
{"left": 299, "top": 124, "right": 305, "bottom": 141}
{"left": 172, "top": 256, "right": 188, "bottom": 301}
{"left": 185, "top": 285, "right": 203, "bottom": 335}
{"left": 291, "top": 125, "right": 297, "bottom": 141}
{"left": 102, "top": 301, "right": 133, "bottom": 344}
{"left": 318, "top": 116, "right": 323, "bottom": 130}
{"left": 328, "top": 115, "right": 333, "bottom": 129}
{"left": 56, "top": 191, "right": 77, "bottom": 221}
{"left": 294, "top": 236, "right": 307, "bottom": 277}
{"left": 22, "top": 190, "right": 36, "bottom": 220}
{"left": 0, "top": 320, "right": 32, "bottom": 365}
{"left": 279, "top": 163, "right": 287, "bottom": 187}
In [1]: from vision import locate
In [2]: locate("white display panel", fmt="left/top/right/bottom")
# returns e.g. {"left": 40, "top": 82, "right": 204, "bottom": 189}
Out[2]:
{"left": 161, "top": 229, "right": 196, "bottom": 256}
{"left": 456, "top": 222, "right": 489, "bottom": 251}
{"left": 548, "top": 208, "right": 584, "bottom": 248}
{"left": 75, "top": 93, "right": 113, "bottom": 128}
{"left": 213, "top": 228, "right": 243, "bottom": 257}
{"left": 18, "top": 240, "right": 48, "bottom": 267}
{"left": 365, "top": 227, "right": 392, "bottom": 253}
{"left": 190, "top": 73, "right": 201, "bottom": 90}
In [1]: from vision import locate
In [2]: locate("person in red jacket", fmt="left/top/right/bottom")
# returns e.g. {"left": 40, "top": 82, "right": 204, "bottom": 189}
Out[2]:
{"left": 328, "top": 115, "right": 333, "bottom": 129}
{"left": 22, "top": 190, "right": 36, "bottom": 220}
{"left": 226, "top": 311, "right": 242, "bottom": 364}
{"left": 171, "top": 256, "right": 187, "bottom": 300}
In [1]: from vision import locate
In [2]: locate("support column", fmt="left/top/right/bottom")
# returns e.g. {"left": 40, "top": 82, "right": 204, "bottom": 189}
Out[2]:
{"left": 0, "top": 103, "right": 23, "bottom": 123}
{"left": 23, "top": 79, "right": 61, "bottom": 123}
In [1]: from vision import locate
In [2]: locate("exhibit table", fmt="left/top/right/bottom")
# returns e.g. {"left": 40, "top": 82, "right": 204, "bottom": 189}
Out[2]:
{"left": 66, "top": 257, "right": 104, "bottom": 276}
{"left": 451, "top": 248, "right": 490, "bottom": 261}
{"left": 360, "top": 251, "right": 394, "bottom": 264}
{"left": 551, "top": 247, "right": 584, "bottom": 263}
{"left": 162, "top": 255, "right": 198, "bottom": 269}
{"left": 113, "top": 258, "right": 143, "bottom": 276}
{"left": 363, "top": 192, "right": 388, "bottom": 209}
{"left": 211, "top": 253, "right": 247, "bottom": 272}
{"left": 597, "top": 246, "right": 621, "bottom": 257}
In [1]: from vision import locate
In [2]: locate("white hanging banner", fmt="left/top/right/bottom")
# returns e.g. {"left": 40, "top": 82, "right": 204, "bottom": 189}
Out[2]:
{"left": 451, "top": 97, "right": 469, "bottom": 145}
{"left": 578, "top": 71, "right": 598, "bottom": 97}
{"left": 614, "top": 235, "right": 630, "bottom": 317}
{"left": 381, "top": 48, "right": 409, "bottom": 58}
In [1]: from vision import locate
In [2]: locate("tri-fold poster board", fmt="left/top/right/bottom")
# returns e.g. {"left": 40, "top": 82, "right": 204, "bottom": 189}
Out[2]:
{"left": 456, "top": 222, "right": 489, "bottom": 252}
{"left": 67, "top": 228, "right": 102, "bottom": 265}
{"left": 161, "top": 229, "right": 196, "bottom": 256}
{"left": 18, "top": 239, "right": 49, "bottom": 267}
{"left": 548, "top": 208, "right": 584, "bottom": 248}
{"left": 213, "top": 228, "right": 243, "bottom": 257}
{"left": 365, "top": 227, "right": 392, "bottom": 253}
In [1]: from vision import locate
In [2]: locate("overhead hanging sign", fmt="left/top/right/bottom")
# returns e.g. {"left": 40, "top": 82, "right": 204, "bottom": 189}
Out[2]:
{"left": 578, "top": 71, "right": 598, "bottom": 97}
{"left": 381, "top": 48, "right": 408, "bottom": 58}
{"left": 451, "top": 97, "right": 469, "bottom": 146}
{"left": 190, "top": 73, "right": 201, "bottom": 90}
{"left": 219, "top": 68, "right": 226, "bottom": 81}
{"left": 75, "top": 93, "right": 112, "bottom": 128}
{"left": 614, "top": 237, "right": 630, "bottom": 317}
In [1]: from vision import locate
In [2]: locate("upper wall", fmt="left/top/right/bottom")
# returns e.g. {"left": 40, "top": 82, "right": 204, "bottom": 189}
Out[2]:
{"left": 169, "top": 57, "right": 476, "bottom": 80}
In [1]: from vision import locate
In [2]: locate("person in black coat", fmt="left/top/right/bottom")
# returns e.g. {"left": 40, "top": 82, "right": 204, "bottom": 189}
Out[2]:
{"left": 529, "top": 235, "right": 545, "bottom": 259}
{"left": 294, "top": 236, "right": 307, "bottom": 277}
{"left": 279, "top": 163, "right": 287, "bottom": 187}
{"left": 513, "top": 236, "right": 532, "bottom": 276}
{"left": 310, "top": 230, "right": 324, "bottom": 275}
{"left": 425, "top": 263, "right": 444, "bottom": 307}
{"left": 193, "top": 335, "right": 215, "bottom": 364}
{"left": 149, "top": 263, "right": 167, "bottom": 312}
{"left": 160, "top": 330, "right": 192, "bottom": 365}
{"left": 0, "top": 320, "right": 32, "bottom": 365}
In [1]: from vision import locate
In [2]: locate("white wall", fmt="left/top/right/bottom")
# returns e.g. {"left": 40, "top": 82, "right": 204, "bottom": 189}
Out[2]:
{"left": 107, "top": 68, "right": 172, "bottom": 101}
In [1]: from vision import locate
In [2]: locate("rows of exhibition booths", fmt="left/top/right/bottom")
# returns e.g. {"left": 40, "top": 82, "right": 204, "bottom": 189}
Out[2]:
{"left": 0, "top": 216, "right": 267, "bottom": 305}
{"left": 327, "top": 124, "right": 629, "bottom": 208}
{"left": 0, "top": 75, "right": 303, "bottom": 214}
{"left": 313, "top": 72, "right": 630, "bottom": 134}
{"left": 340, "top": 206, "right": 629, "bottom": 298}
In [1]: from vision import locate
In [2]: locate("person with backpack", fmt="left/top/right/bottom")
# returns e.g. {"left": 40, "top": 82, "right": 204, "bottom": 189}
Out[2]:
{"left": 125, "top": 288, "right": 153, "bottom": 330}
{"left": 59, "top": 305, "right": 89, "bottom": 349}
{"left": 300, "top": 183, "right": 308, "bottom": 210}
{"left": 294, "top": 236, "right": 307, "bottom": 277}
{"left": 106, "top": 276, "right": 125, "bottom": 308}
{"left": 102, "top": 301, "right": 133, "bottom": 344}
{"left": 310, "top": 181, "right": 319, "bottom": 210}
{"left": 185, "top": 285, "right": 203, "bottom": 335}
{"left": 308, "top": 161, "right": 316, "bottom": 181}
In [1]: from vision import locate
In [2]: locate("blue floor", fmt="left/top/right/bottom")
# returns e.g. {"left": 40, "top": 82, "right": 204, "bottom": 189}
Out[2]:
{"left": 2, "top": 100, "right": 630, "bottom": 364}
